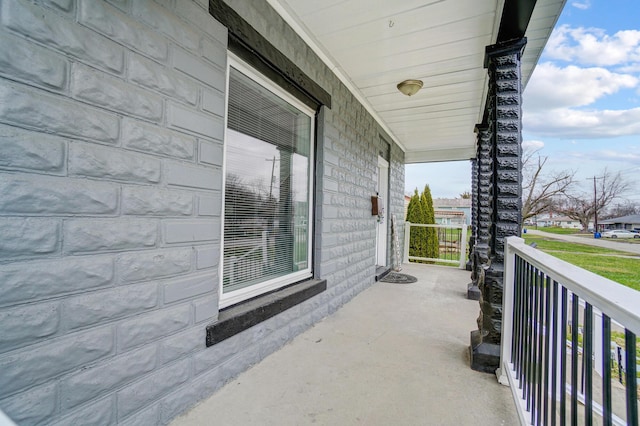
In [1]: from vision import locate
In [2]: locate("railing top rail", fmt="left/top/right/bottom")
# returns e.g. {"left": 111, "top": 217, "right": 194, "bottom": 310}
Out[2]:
{"left": 405, "top": 222, "right": 465, "bottom": 230}
{"left": 506, "top": 236, "right": 640, "bottom": 336}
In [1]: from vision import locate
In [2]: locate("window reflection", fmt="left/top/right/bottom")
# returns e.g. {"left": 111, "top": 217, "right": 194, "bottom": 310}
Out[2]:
{"left": 223, "top": 65, "right": 312, "bottom": 295}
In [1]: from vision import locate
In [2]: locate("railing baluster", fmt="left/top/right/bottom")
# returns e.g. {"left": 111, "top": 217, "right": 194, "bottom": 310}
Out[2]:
{"left": 543, "top": 275, "right": 551, "bottom": 426}
{"left": 537, "top": 271, "right": 545, "bottom": 424}
{"left": 551, "top": 280, "right": 559, "bottom": 426}
{"left": 521, "top": 259, "right": 528, "bottom": 388}
{"left": 523, "top": 261, "right": 530, "bottom": 391}
{"left": 513, "top": 256, "right": 522, "bottom": 367}
{"left": 525, "top": 262, "right": 534, "bottom": 408}
{"left": 584, "top": 303, "right": 593, "bottom": 426}
{"left": 571, "top": 293, "right": 579, "bottom": 426}
{"left": 560, "top": 287, "right": 568, "bottom": 426}
{"left": 531, "top": 266, "right": 540, "bottom": 418}
{"left": 513, "top": 256, "right": 519, "bottom": 366}
{"left": 625, "top": 330, "right": 638, "bottom": 426}
{"left": 602, "top": 314, "right": 612, "bottom": 426}
{"left": 536, "top": 271, "right": 545, "bottom": 426}
{"left": 519, "top": 256, "right": 527, "bottom": 385}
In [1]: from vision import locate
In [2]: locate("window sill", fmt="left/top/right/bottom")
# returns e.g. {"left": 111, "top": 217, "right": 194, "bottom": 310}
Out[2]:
{"left": 205, "top": 278, "right": 327, "bottom": 347}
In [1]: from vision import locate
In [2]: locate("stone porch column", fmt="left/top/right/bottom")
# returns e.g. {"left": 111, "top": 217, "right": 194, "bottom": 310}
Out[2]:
{"left": 466, "top": 135, "right": 486, "bottom": 301}
{"left": 468, "top": 125, "right": 491, "bottom": 305}
{"left": 470, "top": 38, "right": 526, "bottom": 373}
{"left": 466, "top": 157, "right": 477, "bottom": 274}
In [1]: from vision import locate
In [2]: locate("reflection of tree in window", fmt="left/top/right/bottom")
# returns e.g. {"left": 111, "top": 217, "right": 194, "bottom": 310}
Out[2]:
{"left": 223, "top": 65, "right": 312, "bottom": 295}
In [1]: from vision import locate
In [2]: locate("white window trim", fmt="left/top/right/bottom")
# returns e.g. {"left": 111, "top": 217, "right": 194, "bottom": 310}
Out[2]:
{"left": 218, "top": 53, "right": 315, "bottom": 309}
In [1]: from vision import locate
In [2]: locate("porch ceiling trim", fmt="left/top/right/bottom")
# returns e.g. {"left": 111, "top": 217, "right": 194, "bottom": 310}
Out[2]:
{"left": 404, "top": 146, "right": 477, "bottom": 164}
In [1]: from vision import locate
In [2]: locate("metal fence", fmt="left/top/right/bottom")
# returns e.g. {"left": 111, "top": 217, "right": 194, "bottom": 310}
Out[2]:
{"left": 402, "top": 222, "right": 468, "bottom": 269}
{"left": 498, "top": 236, "right": 639, "bottom": 426}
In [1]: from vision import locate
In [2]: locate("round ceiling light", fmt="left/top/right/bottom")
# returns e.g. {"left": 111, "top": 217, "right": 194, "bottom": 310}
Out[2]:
{"left": 397, "top": 79, "right": 423, "bottom": 96}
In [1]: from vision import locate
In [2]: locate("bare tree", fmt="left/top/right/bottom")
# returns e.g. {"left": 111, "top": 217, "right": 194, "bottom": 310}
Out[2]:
{"left": 555, "top": 169, "right": 630, "bottom": 230}
{"left": 553, "top": 196, "right": 593, "bottom": 231}
{"left": 522, "top": 150, "right": 575, "bottom": 222}
{"left": 604, "top": 201, "right": 640, "bottom": 219}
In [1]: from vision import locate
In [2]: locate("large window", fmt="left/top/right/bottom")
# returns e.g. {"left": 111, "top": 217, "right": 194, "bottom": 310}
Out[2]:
{"left": 220, "top": 56, "right": 314, "bottom": 307}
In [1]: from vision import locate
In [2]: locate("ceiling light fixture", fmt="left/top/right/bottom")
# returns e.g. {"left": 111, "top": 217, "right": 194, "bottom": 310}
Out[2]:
{"left": 397, "top": 79, "right": 423, "bottom": 96}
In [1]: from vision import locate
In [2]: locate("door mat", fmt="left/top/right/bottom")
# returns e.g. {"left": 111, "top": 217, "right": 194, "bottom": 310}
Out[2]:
{"left": 379, "top": 272, "right": 418, "bottom": 284}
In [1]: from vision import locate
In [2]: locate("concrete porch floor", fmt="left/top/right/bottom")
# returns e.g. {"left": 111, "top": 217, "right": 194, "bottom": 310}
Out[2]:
{"left": 171, "top": 263, "right": 518, "bottom": 425}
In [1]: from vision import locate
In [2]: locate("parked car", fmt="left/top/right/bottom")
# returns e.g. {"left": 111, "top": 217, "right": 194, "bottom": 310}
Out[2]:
{"left": 601, "top": 229, "right": 640, "bottom": 239}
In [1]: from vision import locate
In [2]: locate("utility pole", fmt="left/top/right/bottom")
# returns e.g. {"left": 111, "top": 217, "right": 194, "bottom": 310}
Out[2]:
{"left": 266, "top": 156, "right": 277, "bottom": 199}
{"left": 590, "top": 175, "right": 605, "bottom": 234}
{"left": 593, "top": 176, "right": 598, "bottom": 232}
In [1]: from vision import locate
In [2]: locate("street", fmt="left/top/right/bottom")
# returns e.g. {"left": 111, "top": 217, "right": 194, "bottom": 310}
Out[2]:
{"left": 525, "top": 229, "right": 640, "bottom": 255}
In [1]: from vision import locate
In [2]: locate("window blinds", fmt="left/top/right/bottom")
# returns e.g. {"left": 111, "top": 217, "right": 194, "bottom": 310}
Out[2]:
{"left": 223, "top": 66, "right": 312, "bottom": 294}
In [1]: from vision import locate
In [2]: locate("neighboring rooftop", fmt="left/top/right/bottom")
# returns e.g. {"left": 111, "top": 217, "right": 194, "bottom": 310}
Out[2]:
{"left": 600, "top": 214, "right": 640, "bottom": 225}
{"left": 433, "top": 198, "right": 471, "bottom": 209}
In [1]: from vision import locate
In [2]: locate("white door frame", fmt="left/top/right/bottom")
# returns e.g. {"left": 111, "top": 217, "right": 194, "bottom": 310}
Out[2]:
{"left": 375, "top": 156, "right": 389, "bottom": 267}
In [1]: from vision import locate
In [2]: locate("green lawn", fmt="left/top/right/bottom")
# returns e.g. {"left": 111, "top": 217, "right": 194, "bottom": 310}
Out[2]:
{"left": 522, "top": 235, "right": 640, "bottom": 291}
{"left": 523, "top": 235, "right": 622, "bottom": 254}
{"left": 527, "top": 226, "right": 583, "bottom": 235}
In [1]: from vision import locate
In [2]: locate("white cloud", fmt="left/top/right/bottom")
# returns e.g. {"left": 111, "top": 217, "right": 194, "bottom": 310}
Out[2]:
{"left": 618, "top": 63, "right": 640, "bottom": 73}
{"left": 524, "top": 106, "right": 640, "bottom": 138}
{"left": 524, "top": 24, "right": 640, "bottom": 141}
{"left": 547, "top": 150, "right": 639, "bottom": 174}
{"left": 522, "top": 140, "right": 545, "bottom": 151}
{"left": 545, "top": 25, "right": 640, "bottom": 67}
{"left": 571, "top": 0, "right": 591, "bottom": 10}
{"left": 598, "top": 150, "right": 640, "bottom": 162}
{"left": 543, "top": 149, "right": 637, "bottom": 173}
{"left": 525, "top": 63, "right": 638, "bottom": 110}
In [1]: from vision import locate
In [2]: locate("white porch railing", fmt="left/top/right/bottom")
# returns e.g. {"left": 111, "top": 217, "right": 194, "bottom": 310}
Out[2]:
{"left": 498, "top": 236, "right": 639, "bottom": 426}
{"left": 224, "top": 231, "right": 268, "bottom": 288}
{"left": 402, "top": 222, "right": 468, "bottom": 269}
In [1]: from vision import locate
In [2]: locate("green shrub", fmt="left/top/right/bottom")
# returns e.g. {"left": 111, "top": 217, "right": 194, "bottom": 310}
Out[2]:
{"left": 406, "top": 185, "right": 439, "bottom": 262}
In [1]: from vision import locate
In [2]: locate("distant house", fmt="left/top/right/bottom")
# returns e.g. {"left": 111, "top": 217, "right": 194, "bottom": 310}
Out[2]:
{"left": 433, "top": 198, "right": 471, "bottom": 225}
{"left": 528, "top": 213, "right": 591, "bottom": 230}
{"left": 551, "top": 216, "right": 582, "bottom": 229}
{"left": 600, "top": 214, "right": 640, "bottom": 231}
{"left": 403, "top": 196, "right": 471, "bottom": 225}
{"left": 435, "top": 209, "right": 466, "bottom": 225}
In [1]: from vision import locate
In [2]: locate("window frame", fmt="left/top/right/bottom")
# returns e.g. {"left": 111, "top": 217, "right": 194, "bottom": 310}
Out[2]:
{"left": 219, "top": 53, "right": 315, "bottom": 309}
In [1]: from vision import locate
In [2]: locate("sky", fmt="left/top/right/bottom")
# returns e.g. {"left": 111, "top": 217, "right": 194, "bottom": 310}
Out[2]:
{"left": 405, "top": 0, "right": 640, "bottom": 202}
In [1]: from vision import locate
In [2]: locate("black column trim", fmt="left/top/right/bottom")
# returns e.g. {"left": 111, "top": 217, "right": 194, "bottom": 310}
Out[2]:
{"left": 206, "top": 279, "right": 327, "bottom": 347}
{"left": 209, "top": 0, "right": 331, "bottom": 109}
{"left": 497, "top": 0, "right": 537, "bottom": 42}
{"left": 484, "top": 37, "right": 527, "bottom": 68}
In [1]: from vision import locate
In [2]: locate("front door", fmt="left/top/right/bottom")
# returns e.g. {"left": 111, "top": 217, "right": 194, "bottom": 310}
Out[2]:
{"left": 375, "top": 156, "right": 389, "bottom": 267}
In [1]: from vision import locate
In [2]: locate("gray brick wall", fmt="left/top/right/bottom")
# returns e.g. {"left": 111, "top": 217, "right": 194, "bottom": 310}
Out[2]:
{"left": 0, "top": 0, "right": 405, "bottom": 424}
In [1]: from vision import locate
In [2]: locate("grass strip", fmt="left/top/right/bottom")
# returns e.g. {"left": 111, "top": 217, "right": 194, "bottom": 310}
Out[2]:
{"left": 522, "top": 235, "right": 640, "bottom": 291}
{"left": 526, "top": 226, "right": 584, "bottom": 235}
{"left": 523, "top": 235, "right": 631, "bottom": 255}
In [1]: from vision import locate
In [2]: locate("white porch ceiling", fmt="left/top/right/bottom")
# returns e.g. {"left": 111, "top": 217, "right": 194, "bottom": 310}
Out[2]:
{"left": 268, "top": 0, "right": 565, "bottom": 164}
